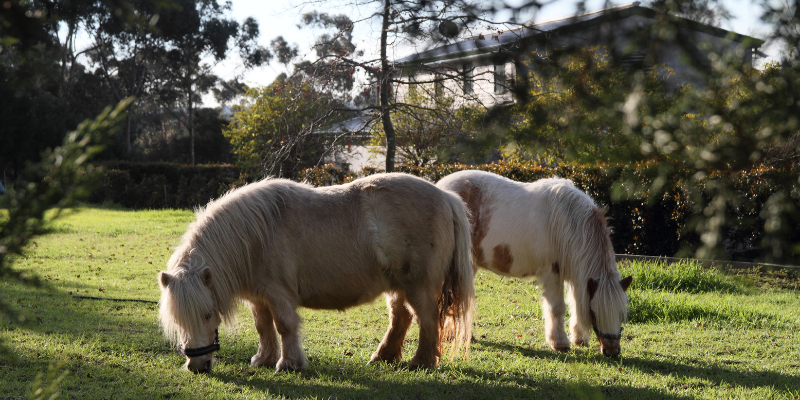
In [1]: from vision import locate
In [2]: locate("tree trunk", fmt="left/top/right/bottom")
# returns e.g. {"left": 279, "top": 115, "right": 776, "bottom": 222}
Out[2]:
{"left": 126, "top": 113, "right": 132, "bottom": 154}
{"left": 380, "top": 0, "right": 396, "bottom": 172}
{"left": 189, "top": 87, "right": 195, "bottom": 165}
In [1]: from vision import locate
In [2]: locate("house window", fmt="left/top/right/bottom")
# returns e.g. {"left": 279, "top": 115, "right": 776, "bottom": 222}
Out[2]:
{"left": 463, "top": 63, "right": 473, "bottom": 94}
{"left": 494, "top": 63, "right": 506, "bottom": 94}
{"left": 622, "top": 52, "right": 647, "bottom": 70}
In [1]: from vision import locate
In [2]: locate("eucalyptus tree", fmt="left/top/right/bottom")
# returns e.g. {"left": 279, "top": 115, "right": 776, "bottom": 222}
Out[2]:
{"left": 148, "top": 0, "right": 270, "bottom": 165}
{"left": 270, "top": 0, "right": 491, "bottom": 172}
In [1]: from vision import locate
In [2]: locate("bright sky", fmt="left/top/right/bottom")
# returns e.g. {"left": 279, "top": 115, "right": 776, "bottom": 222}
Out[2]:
{"left": 209, "top": 0, "right": 784, "bottom": 102}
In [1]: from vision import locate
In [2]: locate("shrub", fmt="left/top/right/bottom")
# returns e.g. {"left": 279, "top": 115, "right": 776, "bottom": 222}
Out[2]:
{"left": 299, "top": 161, "right": 800, "bottom": 262}
{"left": 87, "top": 162, "right": 242, "bottom": 209}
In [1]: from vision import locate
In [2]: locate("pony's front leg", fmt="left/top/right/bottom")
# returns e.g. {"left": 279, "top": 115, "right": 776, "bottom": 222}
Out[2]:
{"left": 249, "top": 301, "right": 279, "bottom": 368}
{"left": 540, "top": 269, "right": 570, "bottom": 352}
{"left": 269, "top": 298, "right": 308, "bottom": 372}
{"left": 567, "top": 291, "right": 592, "bottom": 347}
{"left": 370, "top": 292, "right": 413, "bottom": 364}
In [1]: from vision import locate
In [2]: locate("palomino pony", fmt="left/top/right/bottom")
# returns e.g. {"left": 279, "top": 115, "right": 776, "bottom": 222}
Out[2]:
{"left": 158, "top": 173, "right": 474, "bottom": 373}
{"left": 437, "top": 170, "right": 632, "bottom": 357}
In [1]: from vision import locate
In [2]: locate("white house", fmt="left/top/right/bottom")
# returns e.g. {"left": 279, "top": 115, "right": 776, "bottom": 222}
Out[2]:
{"left": 392, "top": 2, "right": 765, "bottom": 107}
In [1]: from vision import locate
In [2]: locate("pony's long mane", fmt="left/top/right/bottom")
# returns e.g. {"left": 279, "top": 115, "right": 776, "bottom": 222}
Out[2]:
{"left": 159, "top": 178, "right": 294, "bottom": 344}
{"left": 543, "top": 180, "right": 629, "bottom": 331}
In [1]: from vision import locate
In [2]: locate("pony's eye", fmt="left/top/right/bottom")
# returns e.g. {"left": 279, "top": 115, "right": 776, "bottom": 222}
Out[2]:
{"left": 205, "top": 312, "right": 213, "bottom": 320}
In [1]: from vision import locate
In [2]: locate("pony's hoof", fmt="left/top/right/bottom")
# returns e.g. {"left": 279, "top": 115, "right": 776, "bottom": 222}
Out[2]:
{"left": 275, "top": 357, "right": 307, "bottom": 372}
{"left": 408, "top": 357, "right": 438, "bottom": 370}
{"left": 369, "top": 353, "right": 401, "bottom": 364}
{"left": 251, "top": 354, "right": 278, "bottom": 368}
{"left": 407, "top": 362, "right": 430, "bottom": 371}
{"left": 553, "top": 345, "right": 571, "bottom": 353}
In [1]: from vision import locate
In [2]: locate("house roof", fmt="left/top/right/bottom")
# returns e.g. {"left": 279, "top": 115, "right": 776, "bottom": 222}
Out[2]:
{"left": 314, "top": 115, "right": 376, "bottom": 137}
{"left": 395, "top": 2, "right": 765, "bottom": 65}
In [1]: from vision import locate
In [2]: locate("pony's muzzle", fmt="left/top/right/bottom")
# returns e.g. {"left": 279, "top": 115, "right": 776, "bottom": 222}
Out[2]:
{"left": 601, "top": 344, "right": 621, "bottom": 357}
{"left": 185, "top": 356, "right": 214, "bottom": 373}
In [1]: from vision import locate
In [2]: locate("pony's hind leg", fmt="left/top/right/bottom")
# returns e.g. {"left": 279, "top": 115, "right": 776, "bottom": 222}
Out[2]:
{"left": 405, "top": 287, "right": 441, "bottom": 369}
{"left": 249, "top": 301, "right": 280, "bottom": 368}
{"left": 267, "top": 297, "right": 308, "bottom": 372}
{"left": 540, "top": 267, "right": 571, "bottom": 352}
{"left": 370, "top": 291, "right": 413, "bottom": 364}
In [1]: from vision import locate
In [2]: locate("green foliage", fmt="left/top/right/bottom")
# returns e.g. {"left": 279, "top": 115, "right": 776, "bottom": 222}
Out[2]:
{"left": 26, "top": 362, "right": 69, "bottom": 400}
{"left": 370, "top": 85, "right": 465, "bottom": 166}
{"left": 134, "top": 108, "right": 233, "bottom": 164}
{"left": 224, "top": 78, "right": 344, "bottom": 178}
{"left": 299, "top": 161, "right": 800, "bottom": 263}
{"left": 508, "top": 46, "right": 681, "bottom": 163}
{"left": 0, "top": 56, "right": 109, "bottom": 176}
{"left": 627, "top": 60, "right": 800, "bottom": 263}
{"left": 0, "top": 97, "right": 132, "bottom": 360}
{"left": 86, "top": 161, "right": 243, "bottom": 209}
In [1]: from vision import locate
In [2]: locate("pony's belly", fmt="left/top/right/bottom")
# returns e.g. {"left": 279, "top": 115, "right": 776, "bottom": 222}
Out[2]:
{"left": 298, "top": 275, "right": 390, "bottom": 311}
{"left": 477, "top": 242, "right": 540, "bottom": 278}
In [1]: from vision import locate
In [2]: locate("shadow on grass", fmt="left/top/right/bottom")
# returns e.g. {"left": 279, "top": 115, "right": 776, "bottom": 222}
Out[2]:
{"left": 475, "top": 339, "right": 800, "bottom": 399}
{"left": 3, "top": 283, "right": 797, "bottom": 400}
{"left": 210, "top": 362, "right": 696, "bottom": 400}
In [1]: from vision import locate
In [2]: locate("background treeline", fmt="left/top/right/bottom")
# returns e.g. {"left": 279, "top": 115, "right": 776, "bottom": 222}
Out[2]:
{"left": 0, "top": 0, "right": 268, "bottom": 180}
{"left": 2, "top": 0, "right": 799, "bottom": 266}
{"left": 87, "top": 161, "right": 241, "bottom": 209}
{"left": 86, "top": 161, "right": 800, "bottom": 263}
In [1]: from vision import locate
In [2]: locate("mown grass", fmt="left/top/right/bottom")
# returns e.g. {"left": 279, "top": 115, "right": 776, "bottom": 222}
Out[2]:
{"left": 1, "top": 206, "right": 799, "bottom": 399}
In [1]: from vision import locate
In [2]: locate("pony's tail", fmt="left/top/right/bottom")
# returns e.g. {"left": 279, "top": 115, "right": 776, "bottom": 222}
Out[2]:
{"left": 438, "top": 191, "right": 475, "bottom": 359}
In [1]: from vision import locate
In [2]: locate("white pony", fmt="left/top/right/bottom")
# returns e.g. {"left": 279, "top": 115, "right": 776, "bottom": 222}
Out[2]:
{"left": 158, "top": 173, "right": 474, "bottom": 373}
{"left": 437, "top": 170, "right": 632, "bottom": 356}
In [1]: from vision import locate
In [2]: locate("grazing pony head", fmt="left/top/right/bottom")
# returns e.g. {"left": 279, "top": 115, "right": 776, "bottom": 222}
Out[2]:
{"left": 570, "top": 204, "right": 632, "bottom": 357}
{"left": 587, "top": 275, "right": 632, "bottom": 357}
{"left": 157, "top": 187, "right": 268, "bottom": 372}
{"left": 158, "top": 253, "right": 223, "bottom": 373}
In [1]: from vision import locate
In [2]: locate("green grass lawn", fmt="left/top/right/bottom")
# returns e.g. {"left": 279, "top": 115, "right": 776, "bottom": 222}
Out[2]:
{"left": 1, "top": 206, "right": 799, "bottom": 399}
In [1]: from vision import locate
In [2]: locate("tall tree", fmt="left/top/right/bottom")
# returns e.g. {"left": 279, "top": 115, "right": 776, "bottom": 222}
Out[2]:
{"left": 153, "top": 0, "right": 269, "bottom": 165}
{"left": 87, "top": 0, "right": 165, "bottom": 154}
{"left": 283, "top": 0, "right": 486, "bottom": 172}
{"left": 224, "top": 75, "right": 345, "bottom": 177}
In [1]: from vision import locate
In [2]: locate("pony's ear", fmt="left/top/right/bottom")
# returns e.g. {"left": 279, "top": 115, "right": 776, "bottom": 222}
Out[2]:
{"left": 200, "top": 267, "right": 213, "bottom": 287}
{"left": 587, "top": 278, "right": 599, "bottom": 299}
{"left": 620, "top": 275, "right": 633, "bottom": 292}
{"left": 158, "top": 271, "right": 172, "bottom": 290}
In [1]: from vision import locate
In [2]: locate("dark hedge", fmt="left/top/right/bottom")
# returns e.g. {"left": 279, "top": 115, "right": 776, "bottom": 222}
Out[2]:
{"left": 85, "top": 161, "right": 799, "bottom": 261}
{"left": 299, "top": 162, "right": 799, "bottom": 261}
{"left": 87, "top": 161, "right": 243, "bottom": 209}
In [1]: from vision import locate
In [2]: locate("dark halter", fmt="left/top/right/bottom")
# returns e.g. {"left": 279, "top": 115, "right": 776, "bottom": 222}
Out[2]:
{"left": 592, "top": 323, "right": 623, "bottom": 341}
{"left": 589, "top": 308, "right": 623, "bottom": 341}
{"left": 181, "top": 329, "right": 220, "bottom": 357}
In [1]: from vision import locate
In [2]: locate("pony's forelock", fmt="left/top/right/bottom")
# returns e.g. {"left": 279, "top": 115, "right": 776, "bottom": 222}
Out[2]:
{"left": 158, "top": 254, "right": 239, "bottom": 346}
{"left": 158, "top": 268, "right": 216, "bottom": 345}
{"left": 542, "top": 180, "right": 626, "bottom": 331}
{"left": 591, "top": 274, "right": 630, "bottom": 333}
{"left": 159, "top": 180, "right": 287, "bottom": 345}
